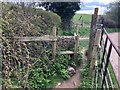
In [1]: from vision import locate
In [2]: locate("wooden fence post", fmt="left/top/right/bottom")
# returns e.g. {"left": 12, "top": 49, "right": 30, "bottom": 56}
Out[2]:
{"left": 88, "top": 8, "right": 98, "bottom": 61}
{"left": 89, "top": 29, "right": 101, "bottom": 77}
{"left": 74, "top": 24, "right": 79, "bottom": 62}
{"left": 52, "top": 27, "right": 56, "bottom": 62}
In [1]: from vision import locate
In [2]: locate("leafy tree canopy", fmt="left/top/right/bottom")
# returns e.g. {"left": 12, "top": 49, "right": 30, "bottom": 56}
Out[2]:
{"left": 39, "top": 2, "right": 81, "bottom": 30}
{"left": 102, "top": 1, "right": 120, "bottom": 28}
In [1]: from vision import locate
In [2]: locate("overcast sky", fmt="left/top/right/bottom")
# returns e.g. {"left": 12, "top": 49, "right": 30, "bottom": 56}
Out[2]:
{"left": 0, "top": 0, "right": 117, "bottom": 15}
{"left": 81, "top": 0, "right": 116, "bottom": 4}
{"left": 76, "top": 0, "right": 117, "bottom": 15}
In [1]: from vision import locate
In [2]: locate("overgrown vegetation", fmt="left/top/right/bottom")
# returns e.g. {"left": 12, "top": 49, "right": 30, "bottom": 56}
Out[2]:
{"left": 78, "top": 59, "right": 92, "bottom": 88}
{"left": 1, "top": 1, "right": 119, "bottom": 89}
{"left": 28, "top": 55, "right": 71, "bottom": 88}
{"left": 1, "top": 2, "right": 61, "bottom": 88}
{"left": 1, "top": 2, "right": 83, "bottom": 88}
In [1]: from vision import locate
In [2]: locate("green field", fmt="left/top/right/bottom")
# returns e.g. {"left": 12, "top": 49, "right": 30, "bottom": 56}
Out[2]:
{"left": 72, "top": 14, "right": 92, "bottom": 26}
{"left": 71, "top": 14, "right": 120, "bottom": 37}
{"left": 72, "top": 27, "right": 90, "bottom": 36}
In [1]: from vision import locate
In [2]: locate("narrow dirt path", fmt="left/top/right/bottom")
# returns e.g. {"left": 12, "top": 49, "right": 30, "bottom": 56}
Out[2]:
{"left": 54, "top": 47, "right": 86, "bottom": 89}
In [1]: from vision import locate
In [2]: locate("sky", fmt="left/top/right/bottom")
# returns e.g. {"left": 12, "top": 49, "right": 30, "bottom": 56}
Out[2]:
{"left": 0, "top": 0, "right": 117, "bottom": 15}
{"left": 76, "top": 0, "right": 117, "bottom": 15}
{"left": 81, "top": 0, "right": 116, "bottom": 4}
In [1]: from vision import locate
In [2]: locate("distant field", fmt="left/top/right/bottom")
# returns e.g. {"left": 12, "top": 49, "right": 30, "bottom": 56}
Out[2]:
{"left": 72, "top": 14, "right": 92, "bottom": 25}
{"left": 70, "top": 14, "right": 120, "bottom": 37}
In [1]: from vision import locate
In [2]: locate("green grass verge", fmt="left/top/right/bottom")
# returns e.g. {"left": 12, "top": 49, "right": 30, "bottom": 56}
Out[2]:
{"left": 62, "top": 27, "right": 120, "bottom": 37}
{"left": 106, "top": 28, "right": 120, "bottom": 33}
{"left": 78, "top": 59, "right": 92, "bottom": 88}
{"left": 62, "top": 27, "right": 90, "bottom": 36}
{"left": 96, "top": 51, "right": 119, "bottom": 88}
{"left": 78, "top": 27, "right": 90, "bottom": 36}
{"left": 106, "top": 63, "right": 119, "bottom": 88}
{"left": 104, "top": 53, "right": 119, "bottom": 88}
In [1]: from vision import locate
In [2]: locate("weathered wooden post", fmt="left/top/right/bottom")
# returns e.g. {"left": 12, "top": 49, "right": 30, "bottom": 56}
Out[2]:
{"left": 88, "top": 8, "right": 98, "bottom": 61}
{"left": 74, "top": 24, "right": 79, "bottom": 62}
{"left": 89, "top": 29, "right": 101, "bottom": 77}
{"left": 52, "top": 27, "right": 56, "bottom": 62}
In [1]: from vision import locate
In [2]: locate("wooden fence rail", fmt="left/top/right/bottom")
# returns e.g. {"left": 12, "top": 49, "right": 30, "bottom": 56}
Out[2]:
{"left": 4, "top": 25, "right": 88, "bottom": 62}
{"left": 13, "top": 36, "right": 89, "bottom": 42}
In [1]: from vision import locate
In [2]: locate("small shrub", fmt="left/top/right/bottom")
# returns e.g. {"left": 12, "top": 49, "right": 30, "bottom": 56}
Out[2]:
{"left": 78, "top": 77, "right": 92, "bottom": 88}
{"left": 69, "top": 61, "right": 77, "bottom": 68}
{"left": 60, "top": 69, "right": 70, "bottom": 79}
